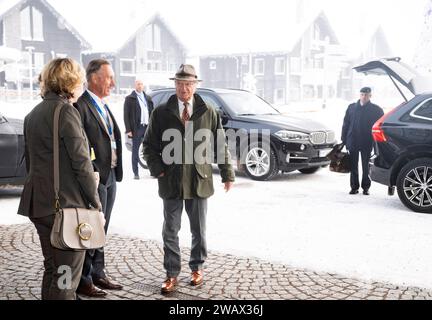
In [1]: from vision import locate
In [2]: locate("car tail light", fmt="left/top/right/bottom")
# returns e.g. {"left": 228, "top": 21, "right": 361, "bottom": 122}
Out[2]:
{"left": 372, "top": 106, "right": 400, "bottom": 142}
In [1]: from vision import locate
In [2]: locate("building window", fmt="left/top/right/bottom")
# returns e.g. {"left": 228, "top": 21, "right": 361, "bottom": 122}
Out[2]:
{"left": 21, "top": 7, "right": 31, "bottom": 40}
{"left": 154, "top": 24, "right": 161, "bottom": 52}
{"left": 0, "top": 21, "right": 4, "bottom": 46}
{"left": 274, "top": 88, "right": 285, "bottom": 104}
{"left": 33, "top": 52, "right": 44, "bottom": 73}
{"left": 290, "top": 57, "right": 301, "bottom": 74}
{"left": 20, "top": 6, "right": 44, "bottom": 41}
{"left": 313, "top": 23, "right": 321, "bottom": 41}
{"left": 303, "top": 85, "right": 315, "bottom": 99}
{"left": 254, "top": 59, "right": 264, "bottom": 75}
{"left": 144, "top": 23, "right": 162, "bottom": 52}
{"left": 313, "top": 58, "right": 324, "bottom": 69}
{"left": 120, "top": 59, "right": 135, "bottom": 76}
{"left": 20, "top": 51, "right": 31, "bottom": 79}
{"left": 275, "top": 57, "right": 285, "bottom": 75}
{"left": 241, "top": 55, "right": 249, "bottom": 65}
{"left": 209, "top": 61, "right": 217, "bottom": 70}
{"left": 32, "top": 7, "right": 43, "bottom": 40}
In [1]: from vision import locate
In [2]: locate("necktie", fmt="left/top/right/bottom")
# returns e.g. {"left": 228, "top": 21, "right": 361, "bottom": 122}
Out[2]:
{"left": 182, "top": 102, "right": 190, "bottom": 125}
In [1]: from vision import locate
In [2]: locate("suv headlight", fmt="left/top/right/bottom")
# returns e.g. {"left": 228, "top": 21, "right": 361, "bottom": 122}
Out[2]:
{"left": 274, "top": 130, "right": 309, "bottom": 142}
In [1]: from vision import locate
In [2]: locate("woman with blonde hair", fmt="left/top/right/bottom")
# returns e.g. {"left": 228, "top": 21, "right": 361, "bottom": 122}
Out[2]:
{"left": 18, "top": 58, "right": 101, "bottom": 300}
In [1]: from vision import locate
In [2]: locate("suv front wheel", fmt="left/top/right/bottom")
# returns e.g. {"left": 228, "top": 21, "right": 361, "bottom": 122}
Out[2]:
{"left": 241, "top": 142, "right": 279, "bottom": 181}
{"left": 396, "top": 158, "right": 432, "bottom": 213}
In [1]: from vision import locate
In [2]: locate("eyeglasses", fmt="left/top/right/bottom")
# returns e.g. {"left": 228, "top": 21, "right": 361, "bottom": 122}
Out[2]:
{"left": 175, "top": 81, "right": 196, "bottom": 88}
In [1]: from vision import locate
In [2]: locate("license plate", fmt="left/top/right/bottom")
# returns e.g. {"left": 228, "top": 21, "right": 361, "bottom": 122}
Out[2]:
{"left": 319, "top": 149, "right": 332, "bottom": 158}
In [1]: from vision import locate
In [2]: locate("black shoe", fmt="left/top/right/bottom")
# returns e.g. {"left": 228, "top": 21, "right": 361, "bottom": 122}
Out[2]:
{"left": 363, "top": 189, "right": 370, "bottom": 195}
{"left": 349, "top": 189, "right": 359, "bottom": 195}
{"left": 134, "top": 175, "right": 140, "bottom": 180}
{"left": 93, "top": 277, "right": 123, "bottom": 291}
{"left": 77, "top": 283, "right": 107, "bottom": 297}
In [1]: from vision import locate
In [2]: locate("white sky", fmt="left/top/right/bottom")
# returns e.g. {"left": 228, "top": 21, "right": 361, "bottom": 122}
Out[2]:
{"left": 49, "top": 0, "right": 428, "bottom": 61}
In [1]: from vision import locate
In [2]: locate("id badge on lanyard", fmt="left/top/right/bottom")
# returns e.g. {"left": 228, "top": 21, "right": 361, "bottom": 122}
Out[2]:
{"left": 111, "top": 140, "right": 117, "bottom": 150}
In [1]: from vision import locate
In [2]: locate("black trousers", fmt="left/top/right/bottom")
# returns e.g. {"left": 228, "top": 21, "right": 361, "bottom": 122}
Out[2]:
{"left": 30, "top": 215, "right": 85, "bottom": 300}
{"left": 79, "top": 169, "right": 117, "bottom": 286}
{"left": 132, "top": 125, "right": 146, "bottom": 176}
{"left": 349, "top": 148, "right": 372, "bottom": 191}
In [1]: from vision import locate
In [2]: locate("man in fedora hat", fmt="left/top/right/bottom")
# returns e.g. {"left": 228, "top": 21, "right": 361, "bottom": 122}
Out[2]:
{"left": 143, "top": 64, "right": 235, "bottom": 294}
{"left": 342, "top": 87, "right": 384, "bottom": 195}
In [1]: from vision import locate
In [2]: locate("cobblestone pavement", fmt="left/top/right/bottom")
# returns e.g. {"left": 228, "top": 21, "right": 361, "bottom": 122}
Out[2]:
{"left": 1, "top": 224, "right": 432, "bottom": 300}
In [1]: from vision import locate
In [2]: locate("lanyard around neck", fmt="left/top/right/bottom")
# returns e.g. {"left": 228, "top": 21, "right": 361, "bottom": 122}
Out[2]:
{"left": 88, "top": 94, "right": 113, "bottom": 135}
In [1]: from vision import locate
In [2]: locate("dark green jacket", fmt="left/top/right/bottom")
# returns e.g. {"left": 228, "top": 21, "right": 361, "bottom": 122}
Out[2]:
{"left": 143, "top": 94, "right": 235, "bottom": 200}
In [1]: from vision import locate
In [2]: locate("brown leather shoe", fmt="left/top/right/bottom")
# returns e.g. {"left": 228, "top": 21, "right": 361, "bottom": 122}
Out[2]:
{"left": 77, "top": 283, "right": 107, "bottom": 298}
{"left": 161, "top": 277, "right": 178, "bottom": 294}
{"left": 93, "top": 277, "right": 123, "bottom": 291}
{"left": 190, "top": 271, "right": 203, "bottom": 286}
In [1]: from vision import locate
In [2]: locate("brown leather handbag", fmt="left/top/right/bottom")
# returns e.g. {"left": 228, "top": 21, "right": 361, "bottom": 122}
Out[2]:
{"left": 327, "top": 143, "right": 351, "bottom": 174}
{"left": 50, "top": 103, "right": 106, "bottom": 250}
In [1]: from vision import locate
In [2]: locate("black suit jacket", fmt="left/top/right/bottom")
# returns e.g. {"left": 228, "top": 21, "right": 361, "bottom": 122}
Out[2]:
{"left": 74, "top": 91, "right": 123, "bottom": 185}
{"left": 123, "top": 91, "right": 154, "bottom": 134}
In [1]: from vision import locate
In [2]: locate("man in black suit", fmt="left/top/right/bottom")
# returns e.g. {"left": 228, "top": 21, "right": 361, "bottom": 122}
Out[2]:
{"left": 74, "top": 59, "right": 123, "bottom": 297}
{"left": 124, "top": 79, "right": 154, "bottom": 179}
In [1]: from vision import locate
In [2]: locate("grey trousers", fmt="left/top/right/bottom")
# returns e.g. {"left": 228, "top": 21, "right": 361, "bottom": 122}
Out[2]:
{"left": 162, "top": 199, "right": 208, "bottom": 278}
{"left": 30, "top": 215, "right": 85, "bottom": 300}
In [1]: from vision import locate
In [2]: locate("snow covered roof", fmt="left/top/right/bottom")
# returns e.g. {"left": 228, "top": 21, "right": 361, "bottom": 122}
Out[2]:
{"left": 196, "top": 9, "right": 339, "bottom": 57}
{"left": 115, "top": 13, "right": 186, "bottom": 55}
{"left": 342, "top": 24, "right": 394, "bottom": 62}
{"left": 0, "top": 0, "right": 91, "bottom": 50}
{"left": 45, "top": 0, "right": 337, "bottom": 56}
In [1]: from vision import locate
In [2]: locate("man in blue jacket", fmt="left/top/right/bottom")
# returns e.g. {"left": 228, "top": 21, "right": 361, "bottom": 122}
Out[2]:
{"left": 342, "top": 87, "right": 384, "bottom": 195}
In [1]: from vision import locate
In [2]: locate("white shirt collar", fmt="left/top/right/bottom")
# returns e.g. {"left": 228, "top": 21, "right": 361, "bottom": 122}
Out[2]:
{"left": 87, "top": 89, "right": 106, "bottom": 109}
{"left": 178, "top": 97, "right": 194, "bottom": 114}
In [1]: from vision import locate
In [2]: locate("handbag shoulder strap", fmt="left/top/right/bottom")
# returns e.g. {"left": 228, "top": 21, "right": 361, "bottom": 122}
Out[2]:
{"left": 53, "top": 103, "right": 65, "bottom": 209}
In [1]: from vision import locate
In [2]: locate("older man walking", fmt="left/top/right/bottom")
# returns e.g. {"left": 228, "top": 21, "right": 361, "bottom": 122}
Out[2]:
{"left": 143, "top": 64, "right": 235, "bottom": 294}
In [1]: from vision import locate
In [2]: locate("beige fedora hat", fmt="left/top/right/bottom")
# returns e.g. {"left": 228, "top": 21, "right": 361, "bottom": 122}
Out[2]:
{"left": 169, "top": 64, "right": 202, "bottom": 82}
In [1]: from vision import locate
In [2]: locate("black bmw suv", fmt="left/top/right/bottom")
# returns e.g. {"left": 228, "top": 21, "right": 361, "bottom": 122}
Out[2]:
{"left": 141, "top": 88, "right": 335, "bottom": 181}
{"left": 0, "top": 113, "right": 26, "bottom": 186}
{"left": 355, "top": 58, "right": 432, "bottom": 213}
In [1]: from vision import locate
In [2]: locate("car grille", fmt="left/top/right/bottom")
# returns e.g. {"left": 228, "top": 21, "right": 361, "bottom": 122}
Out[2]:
{"left": 310, "top": 131, "right": 335, "bottom": 145}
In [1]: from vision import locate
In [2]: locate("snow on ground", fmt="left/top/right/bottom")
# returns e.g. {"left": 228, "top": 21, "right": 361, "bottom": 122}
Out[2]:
{"left": 2, "top": 98, "right": 432, "bottom": 291}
